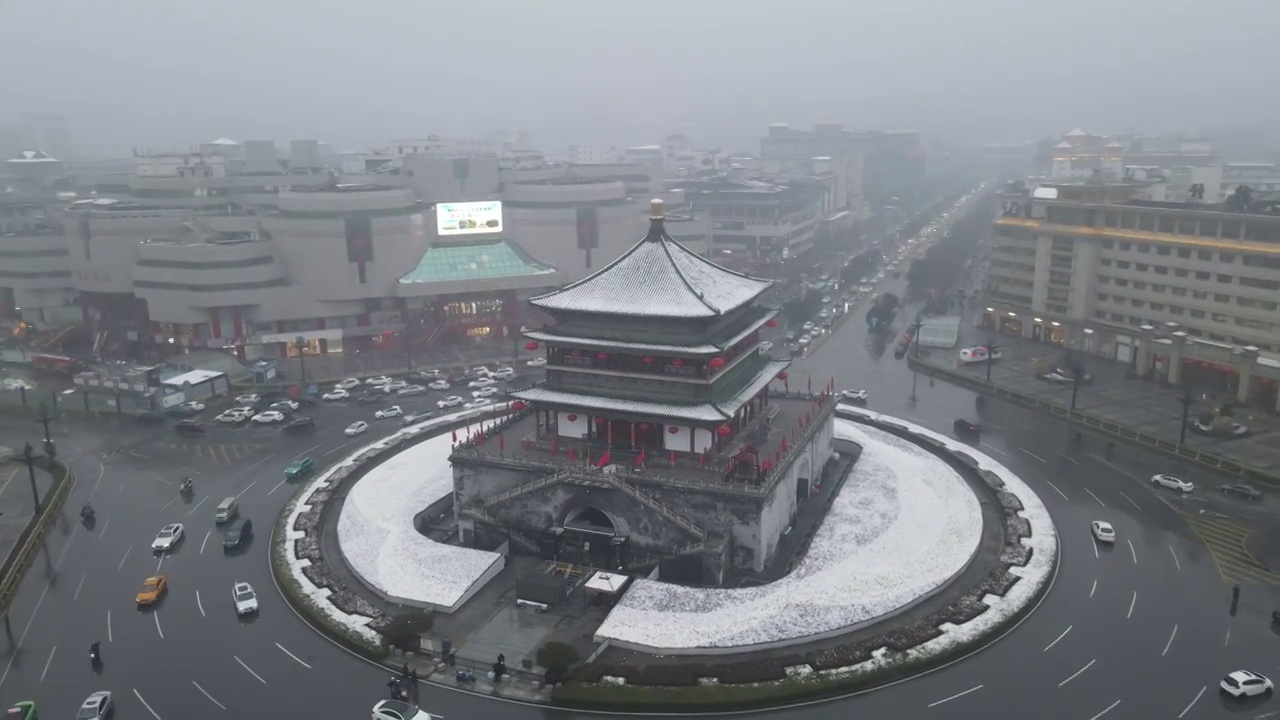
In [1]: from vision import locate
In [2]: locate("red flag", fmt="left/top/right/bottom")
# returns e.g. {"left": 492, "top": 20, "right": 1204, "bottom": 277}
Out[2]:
{"left": 635, "top": 448, "right": 645, "bottom": 467}
{"left": 568, "top": 447, "right": 577, "bottom": 462}
{"left": 451, "top": 430, "right": 457, "bottom": 443}
{"left": 699, "top": 454, "right": 706, "bottom": 468}
{"left": 595, "top": 450, "right": 611, "bottom": 468}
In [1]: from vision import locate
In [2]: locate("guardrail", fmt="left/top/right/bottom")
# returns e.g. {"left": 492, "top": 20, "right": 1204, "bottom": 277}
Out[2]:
{"left": 906, "top": 353, "right": 1280, "bottom": 486}
{"left": 0, "top": 459, "right": 73, "bottom": 618}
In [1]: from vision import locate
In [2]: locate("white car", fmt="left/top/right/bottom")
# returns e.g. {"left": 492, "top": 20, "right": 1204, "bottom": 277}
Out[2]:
{"left": 269, "top": 400, "right": 299, "bottom": 411}
{"left": 232, "top": 581, "right": 259, "bottom": 615}
{"left": 526, "top": 357, "right": 547, "bottom": 367}
{"left": 470, "top": 366, "right": 492, "bottom": 377}
{"left": 465, "top": 398, "right": 493, "bottom": 409}
{"left": 251, "top": 410, "right": 286, "bottom": 424}
{"left": 1220, "top": 670, "right": 1273, "bottom": 698}
{"left": 322, "top": 388, "right": 350, "bottom": 401}
{"left": 841, "top": 389, "right": 869, "bottom": 403}
{"left": 234, "top": 393, "right": 260, "bottom": 405}
{"left": 437, "top": 396, "right": 464, "bottom": 409}
{"left": 428, "top": 380, "right": 451, "bottom": 390}
{"left": 758, "top": 341, "right": 773, "bottom": 353}
{"left": 1090, "top": 520, "right": 1115, "bottom": 543}
{"left": 77, "top": 691, "right": 113, "bottom": 720}
{"left": 1151, "top": 473, "right": 1194, "bottom": 493}
{"left": 151, "top": 523, "right": 184, "bottom": 552}
{"left": 375, "top": 406, "right": 404, "bottom": 419}
{"left": 366, "top": 375, "right": 392, "bottom": 386}
{"left": 471, "top": 387, "right": 499, "bottom": 398}
{"left": 344, "top": 421, "right": 369, "bottom": 437}
{"left": 382, "top": 379, "right": 409, "bottom": 393}
{"left": 178, "top": 401, "right": 205, "bottom": 413}
{"left": 469, "top": 377, "right": 497, "bottom": 388}
{"left": 335, "top": 378, "right": 361, "bottom": 390}
{"left": 492, "top": 367, "right": 516, "bottom": 380}
{"left": 216, "top": 410, "right": 248, "bottom": 424}
{"left": 372, "top": 699, "right": 442, "bottom": 720}
{"left": 958, "top": 346, "right": 1003, "bottom": 365}
{"left": 397, "top": 385, "right": 428, "bottom": 397}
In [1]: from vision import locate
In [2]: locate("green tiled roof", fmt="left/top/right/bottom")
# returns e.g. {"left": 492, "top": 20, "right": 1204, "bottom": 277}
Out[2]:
{"left": 398, "top": 239, "right": 556, "bottom": 284}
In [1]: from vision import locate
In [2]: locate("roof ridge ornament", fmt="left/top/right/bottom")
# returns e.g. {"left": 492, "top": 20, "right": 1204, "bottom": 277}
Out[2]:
{"left": 647, "top": 198, "right": 665, "bottom": 240}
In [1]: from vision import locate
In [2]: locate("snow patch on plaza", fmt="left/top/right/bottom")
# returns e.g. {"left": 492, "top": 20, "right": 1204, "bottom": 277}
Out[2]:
{"left": 593, "top": 418, "right": 984, "bottom": 651}
{"left": 280, "top": 406, "right": 508, "bottom": 640}
{"left": 337, "top": 433, "right": 503, "bottom": 610}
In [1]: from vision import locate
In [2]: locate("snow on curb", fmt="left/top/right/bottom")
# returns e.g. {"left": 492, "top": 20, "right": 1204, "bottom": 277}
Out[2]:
{"left": 816, "top": 406, "right": 1057, "bottom": 679}
{"left": 593, "top": 418, "right": 983, "bottom": 652}
{"left": 279, "top": 404, "right": 511, "bottom": 643}
{"left": 337, "top": 433, "right": 502, "bottom": 611}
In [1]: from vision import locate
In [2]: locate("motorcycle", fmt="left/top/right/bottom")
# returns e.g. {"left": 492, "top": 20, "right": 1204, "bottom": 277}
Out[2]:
{"left": 89, "top": 644, "right": 100, "bottom": 664}
{"left": 179, "top": 479, "right": 194, "bottom": 495}
{"left": 1271, "top": 610, "right": 1280, "bottom": 624}
{"left": 80, "top": 505, "right": 95, "bottom": 522}
{"left": 455, "top": 667, "right": 476, "bottom": 684}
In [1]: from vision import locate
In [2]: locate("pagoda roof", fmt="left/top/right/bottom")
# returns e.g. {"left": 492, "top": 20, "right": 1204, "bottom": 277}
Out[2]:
{"left": 523, "top": 307, "right": 779, "bottom": 356}
{"left": 529, "top": 199, "right": 773, "bottom": 319}
{"left": 509, "top": 360, "right": 791, "bottom": 422}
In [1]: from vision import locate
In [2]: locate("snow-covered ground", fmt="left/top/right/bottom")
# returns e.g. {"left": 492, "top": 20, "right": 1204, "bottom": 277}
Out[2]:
{"left": 813, "top": 406, "right": 1057, "bottom": 679}
{"left": 594, "top": 417, "right": 984, "bottom": 651}
{"left": 279, "top": 405, "right": 508, "bottom": 641}
{"left": 337, "top": 434, "right": 503, "bottom": 610}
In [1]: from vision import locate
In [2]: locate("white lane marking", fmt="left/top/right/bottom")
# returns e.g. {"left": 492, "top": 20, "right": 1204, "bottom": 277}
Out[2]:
{"left": 245, "top": 454, "right": 275, "bottom": 473}
{"left": 235, "top": 481, "right": 258, "bottom": 499}
{"left": 1043, "top": 625, "right": 1071, "bottom": 652}
{"left": 267, "top": 477, "right": 289, "bottom": 496}
{"left": 154, "top": 611, "right": 164, "bottom": 639}
{"left": 1162, "top": 624, "right": 1178, "bottom": 656}
{"left": 1055, "top": 450, "right": 1081, "bottom": 465}
{"left": 133, "top": 688, "right": 163, "bottom": 720}
{"left": 1058, "top": 658, "right": 1095, "bottom": 687}
{"left": 107, "top": 610, "right": 113, "bottom": 642}
{"left": 1253, "top": 712, "right": 1279, "bottom": 719}
{"left": 1169, "top": 545, "right": 1181, "bottom": 571}
{"left": 0, "top": 582, "right": 49, "bottom": 688}
{"left": 276, "top": 642, "right": 313, "bottom": 669}
{"left": 1092, "top": 539, "right": 1099, "bottom": 559}
{"left": 187, "top": 495, "right": 209, "bottom": 515}
{"left": 1127, "top": 591, "right": 1137, "bottom": 619}
{"left": 1042, "top": 479, "right": 1068, "bottom": 501}
{"left": 1177, "top": 686, "right": 1206, "bottom": 718}
{"left": 1084, "top": 488, "right": 1106, "bottom": 507}
{"left": 1089, "top": 579, "right": 1097, "bottom": 598}
{"left": 1118, "top": 490, "right": 1142, "bottom": 511}
{"left": 235, "top": 655, "right": 267, "bottom": 684}
{"left": 196, "top": 590, "right": 206, "bottom": 618}
{"left": 180, "top": 466, "right": 203, "bottom": 476}
{"left": 1089, "top": 699, "right": 1122, "bottom": 720}
{"left": 1224, "top": 625, "right": 1231, "bottom": 646}
{"left": 1021, "top": 448, "right": 1046, "bottom": 463}
{"left": 91, "top": 462, "right": 106, "bottom": 498}
{"left": 979, "top": 442, "right": 1007, "bottom": 456}
{"left": 128, "top": 450, "right": 152, "bottom": 460}
{"left": 323, "top": 440, "right": 355, "bottom": 457}
{"left": 98, "top": 518, "right": 110, "bottom": 539}
{"left": 156, "top": 554, "right": 164, "bottom": 573}
{"left": 1127, "top": 539, "right": 1138, "bottom": 565}
{"left": 299, "top": 443, "right": 323, "bottom": 456}
{"left": 117, "top": 544, "right": 132, "bottom": 571}
{"left": 73, "top": 572, "right": 86, "bottom": 602}
{"left": 192, "top": 681, "right": 226, "bottom": 710}
{"left": 926, "top": 684, "right": 983, "bottom": 708}
{"left": 200, "top": 530, "right": 211, "bottom": 555}
{"left": 39, "top": 645, "right": 55, "bottom": 682}
{"left": 160, "top": 495, "right": 178, "bottom": 511}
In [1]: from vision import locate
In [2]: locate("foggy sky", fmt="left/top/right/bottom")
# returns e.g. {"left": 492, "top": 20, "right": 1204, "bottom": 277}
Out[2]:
{"left": 3, "top": 0, "right": 1278, "bottom": 155}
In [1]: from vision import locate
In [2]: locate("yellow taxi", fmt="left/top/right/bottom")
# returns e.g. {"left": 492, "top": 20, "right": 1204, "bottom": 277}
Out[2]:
{"left": 135, "top": 575, "right": 167, "bottom": 606}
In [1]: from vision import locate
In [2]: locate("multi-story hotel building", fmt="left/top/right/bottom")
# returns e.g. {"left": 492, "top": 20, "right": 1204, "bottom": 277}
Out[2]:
{"left": 987, "top": 180, "right": 1280, "bottom": 408}
{"left": 0, "top": 139, "right": 658, "bottom": 363}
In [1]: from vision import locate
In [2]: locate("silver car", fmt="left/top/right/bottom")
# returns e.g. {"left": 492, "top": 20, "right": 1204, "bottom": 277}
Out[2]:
{"left": 77, "top": 691, "right": 113, "bottom": 720}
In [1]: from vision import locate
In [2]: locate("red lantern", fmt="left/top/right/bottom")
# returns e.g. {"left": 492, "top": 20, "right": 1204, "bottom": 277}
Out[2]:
{"left": 766, "top": 318, "right": 778, "bottom": 328}
{"left": 642, "top": 356, "right": 654, "bottom": 365}
{"left": 525, "top": 341, "right": 539, "bottom": 351}
{"left": 716, "top": 424, "right": 732, "bottom": 437}
{"left": 709, "top": 357, "right": 726, "bottom": 370}
{"left": 595, "top": 416, "right": 607, "bottom": 424}
{"left": 777, "top": 370, "right": 790, "bottom": 381}
{"left": 597, "top": 352, "right": 609, "bottom": 361}
{"left": 511, "top": 400, "right": 527, "bottom": 411}
{"left": 672, "top": 359, "right": 684, "bottom": 367}
{"left": 571, "top": 350, "right": 582, "bottom": 358}
{"left": 667, "top": 426, "right": 679, "bottom": 435}
{"left": 638, "top": 422, "right": 650, "bottom": 431}
{"left": 566, "top": 414, "right": 578, "bottom": 422}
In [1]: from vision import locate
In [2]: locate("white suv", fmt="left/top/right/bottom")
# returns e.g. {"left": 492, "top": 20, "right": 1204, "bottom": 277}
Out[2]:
{"left": 1151, "top": 473, "right": 1194, "bottom": 493}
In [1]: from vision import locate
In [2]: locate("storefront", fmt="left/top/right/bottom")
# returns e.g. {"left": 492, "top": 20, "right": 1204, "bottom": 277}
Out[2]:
{"left": 254, "top": 329, "right": 344, "bottom": 361}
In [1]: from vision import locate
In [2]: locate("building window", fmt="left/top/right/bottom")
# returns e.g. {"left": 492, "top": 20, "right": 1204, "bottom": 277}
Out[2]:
{"left": 1101, "top": 239, "right": 1115, "bottom": 249}
{"left": 1154, "top": 265, "right": 1169, "bottom": 275}
{"left": 1120, "top": 214, "right": 1136, "bottom": 230}
{"left": 1119, "top": 242, "right": 1132, "bottom": 251}
{"left": 1105, "top": 212, "right": 1119, "bottom": 228}
{"left": 1220, "top": 253, "right": 1236, "bottom": 263}
{"left": 1150, "top": 302, "right": 1165, "bottom": 311}
{"left": 1114, "top": 278, "right": 1129, "bottom": 287}
{"left": 1100, "top": 258, "right": 1112, "bottom": 267}
{"left": 1177, "top": 248, "right": 1192, "bottom": 258}
{"left": 1177, "top": 220, "right": 1196, "bottom": 235}
{"left": 1152, "top": 284, "right": 1167, "bottom": 292}
{"left": 1156, "top": 245, "right": 1171, "bottom": 256}
{"left": 1110, "top": 313, "right": 1125, "bottom": 322}
{"left": 1137, "top": 244, "right": 1151, "bottom": 253}
{"left": 1190, "top": 310, "right": 1206, "bottom": 319}
{"left": 1197, "top": 250, "right": 1213, "bottom": 261}
{"left": 1195, "top": 271, "right": 1211, "bottom": 280}
{"left": 1170, "top": 306, "right": 1184, "bottom": 315}
{"left": 1133, "top": 281, "right": 1148, "bottom": 290}
{"left": 1094, "top": 310, "right": 1107, "bottom": 319}
{"left": 1215, "top": 293, "right": 1231, "bottom": 303}
{"left": 1096, "top": 292, "right": 1109, "bottom": 302}
{"left": 1158, "top": 217, "right": 1176, "bottom": 233}
{"left": 1116, "top": 260, "right": 1131, "bottom": 269}
{"left": 1174, "top": 269, "right": 1189, "bottom": 278}
{"left": 1199, "top": 219, "right": 1219, "bottom": 237}
{"left": 1222, "top": 220, "right": 1242, "bottom": 240}
{"left": 1135, "top": 263, "right": 1149, "bottom": 271}
{"left": 1217, "top": 274, "right": 1232, "bottom": 283}
{"left": 1240, "top": 277, "right": 1280, "bottom": 291}
{"left": 1172, "top": 287, "right": 1187, "bottom": 296}
{"left": 1130, "top": 299, "right": 1145, "bottom": 308}
{"left": 1139, "top": 216, "right": 1156, "bottom": 232}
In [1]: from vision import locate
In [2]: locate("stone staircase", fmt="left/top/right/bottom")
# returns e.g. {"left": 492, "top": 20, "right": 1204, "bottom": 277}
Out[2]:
{"left": 484, "top": 469, "right": 570, "bottom": 507}
{"left": 597, "top": 473, "right": 708, "bottom": 541}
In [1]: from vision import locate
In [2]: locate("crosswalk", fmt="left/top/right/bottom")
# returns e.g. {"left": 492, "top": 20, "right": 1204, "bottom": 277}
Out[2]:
{"left": 146, "top": 441, "right": 269, "bottom": 466}
{"left": 1182, "top": 513, "right": 1280, "bottom": 586}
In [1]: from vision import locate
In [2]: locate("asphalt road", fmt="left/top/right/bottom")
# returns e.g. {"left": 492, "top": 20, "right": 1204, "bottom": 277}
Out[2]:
{"left": 1, "top": 249, "right": 1279, "bottom": 716}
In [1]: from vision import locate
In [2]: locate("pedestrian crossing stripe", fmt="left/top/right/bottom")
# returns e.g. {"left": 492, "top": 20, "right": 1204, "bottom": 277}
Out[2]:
{"left": 147, "top": 442, "right": 267, "bottom": 465}
{"left": 1182, "top": 514, "right": 1280, "bottom": 586}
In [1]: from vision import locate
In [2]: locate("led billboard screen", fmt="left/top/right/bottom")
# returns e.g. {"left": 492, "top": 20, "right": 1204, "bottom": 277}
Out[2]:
{"left": 436, "top": 201, "right": 503, "bottom": 236}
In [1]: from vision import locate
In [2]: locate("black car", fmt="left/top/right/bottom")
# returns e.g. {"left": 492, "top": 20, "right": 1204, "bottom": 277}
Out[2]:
{"left": 282, "top": 416, "right": 316, "bottom": 433}
{"left": 1220, "top": 483, "right": 1263, "bottom": 501}
{"left": 173, "top": 419, "right": 205, "bottom": 435}
{"left": 953, "top": 418, "right": 981, "bottom": 440}
{"left": 223, "top": 518, "right": 253, "bottom": 552}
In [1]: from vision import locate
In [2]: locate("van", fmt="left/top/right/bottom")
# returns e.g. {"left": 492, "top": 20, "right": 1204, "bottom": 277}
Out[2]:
{"left": 214, "top": 497, "right": 238, "bottom": 523}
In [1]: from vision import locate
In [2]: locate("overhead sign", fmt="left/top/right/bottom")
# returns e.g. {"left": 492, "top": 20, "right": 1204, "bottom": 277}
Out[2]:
{"left": 437, "top": 201, "right": 503, "bottom": 236}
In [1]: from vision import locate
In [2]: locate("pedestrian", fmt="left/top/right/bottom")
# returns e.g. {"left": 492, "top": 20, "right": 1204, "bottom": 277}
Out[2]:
{"left": 401, "top": 662, "right": 410, "bottom": 678}
{"left": 410, "top": 666, "right": 418, "bottom": 683}
{"left": 1232, "top": 584, "right": 1240, "bottom": 600}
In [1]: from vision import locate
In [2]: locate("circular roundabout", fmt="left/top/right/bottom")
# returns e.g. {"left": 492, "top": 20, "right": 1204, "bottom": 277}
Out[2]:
{"left": 0, "top": 385, "right": 1276, "bottom": 719}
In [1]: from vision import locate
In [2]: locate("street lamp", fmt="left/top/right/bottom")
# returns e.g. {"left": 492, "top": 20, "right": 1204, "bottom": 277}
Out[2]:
{"left": 34, "top": 402, "right": 57, "bottom": 459}
{"left": 1069, "top": 368, "right": 1082, "bottom": 414}
{"left": 907, "top": 320, "right": 924, "bottom": 402}
{"left": 1178, "top": 387, "right": 1194, "bottom": 446}
{"left": 295, "top": 336, "right": 308, "bottom": 384}
{"left": 403, "top": 326, "right": 414, "bottom": 371}
{"left": 18, "top": 443, "right": 43, "bottom": 512}
{"left": 985, "top": 343, "right": 1001, "bottom": 382}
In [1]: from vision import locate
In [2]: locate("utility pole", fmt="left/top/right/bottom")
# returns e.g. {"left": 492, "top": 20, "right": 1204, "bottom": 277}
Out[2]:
{"left": 907, "top": 320, "right": 924, "bottom": 403}
{"left": 295, "top": 336, "right": 308, "bottom": 384}
{"left": 1178, "top": 387, "right": 1194, "bottom": 447}
{"left": 985, "top": 343, "right": 1001, "bottom": 382}
{"left": 403, "top": 326, "right": 414, "bottom": 372}
{"left": 34, "top": 402, "right": 57, "bottom": 459}
{"left": 18, "top": 443, "right": 42, "bottom": 513}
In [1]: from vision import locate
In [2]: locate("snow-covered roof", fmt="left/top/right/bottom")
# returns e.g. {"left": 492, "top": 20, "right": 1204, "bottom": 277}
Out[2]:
{"left": 1104, "top": 141, "right": 1125, "bottom": 148}
{"left": 8, "top": 150, "right": 58, "bottom": 163}
{"left": 585, "top": 571, "right": 629, "bottom": 594}
{"left": 530, "top": 199, "right": 773, "bottom": 318}
{"left": 1053, "top": 141, "right": 1074, "bottom": 149}
{"left": 1064, "top": 128, "right": 1089, "bottom": 137}
{"left": 208, "top": 137, "right": 239, "bottom": 146}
